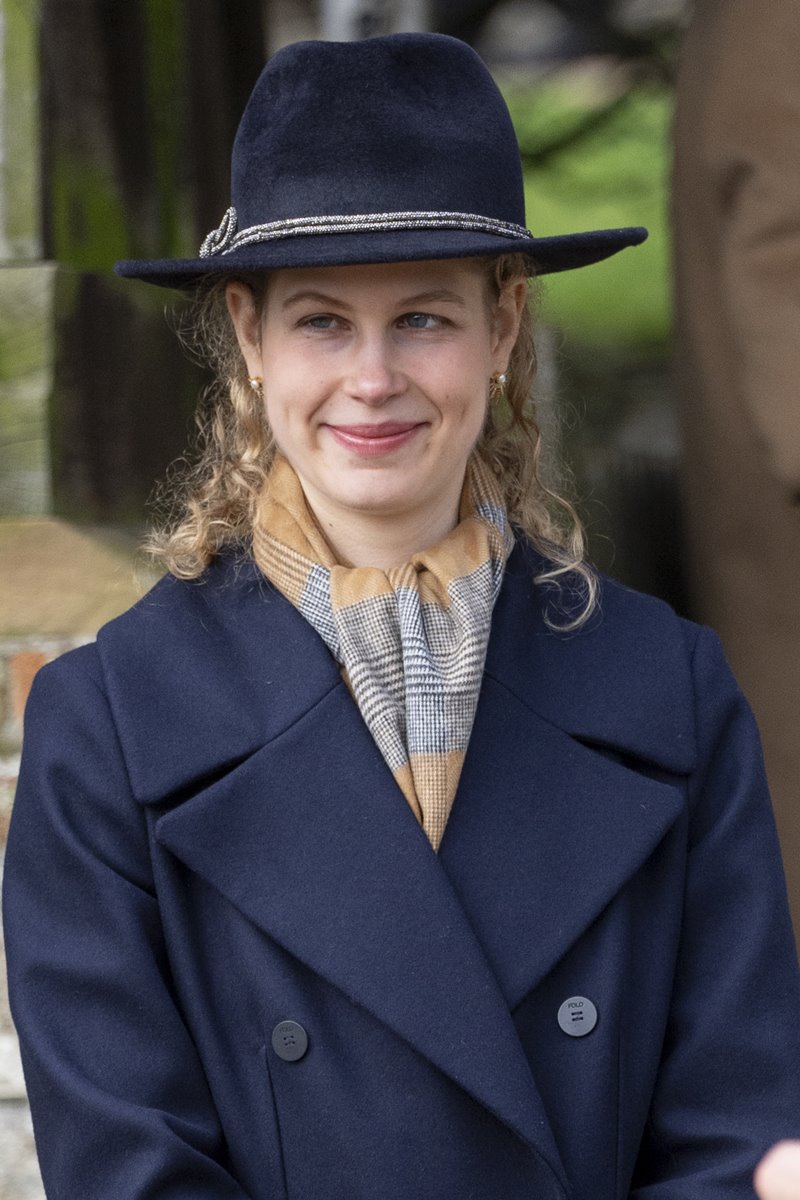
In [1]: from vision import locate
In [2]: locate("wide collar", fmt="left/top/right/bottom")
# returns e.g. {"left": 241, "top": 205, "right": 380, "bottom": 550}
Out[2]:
{"left": 99, "top": 545, "right": 696, "bottom": 798}
{"left": 98, "top": 546, "right": 694, "bottom": 1185}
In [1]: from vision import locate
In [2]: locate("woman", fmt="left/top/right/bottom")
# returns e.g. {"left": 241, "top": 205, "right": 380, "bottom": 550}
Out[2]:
{"left": 4, "top": 32, "right": 800, "bottom": 1200}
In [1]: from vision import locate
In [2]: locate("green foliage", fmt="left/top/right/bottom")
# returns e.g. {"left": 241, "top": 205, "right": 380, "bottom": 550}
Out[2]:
{"left": 2, "top": 0, "right": 41, "bottom": 255}
{"left": 48, "top": 0, "right": 195, "bottom": 268}
{"left": 143, "top": 0, "right": 194, "bottom": 258}
{"left": 0, "top": 268, "right": 52, "bottom": 382}
{"left": 50, "top": 151, "right": 131, "bottom": 268}
{"left": 0, "top": 266, "right": 54, "bottom": 516}
{"left": 505, "top": 78, "right": 672, "bottom": 349}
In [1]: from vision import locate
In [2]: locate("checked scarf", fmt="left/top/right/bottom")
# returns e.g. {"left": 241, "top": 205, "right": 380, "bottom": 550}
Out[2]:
{"left": 252, "top": 453, "right": 513, "bottom": 850}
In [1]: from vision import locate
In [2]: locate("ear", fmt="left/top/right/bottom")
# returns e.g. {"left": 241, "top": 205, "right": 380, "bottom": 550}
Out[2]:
{"left": 225, "top": 282, "right": 264, "bottom": 380}
{"left": 490, "top": 278, "right": 528, "bottom": 372}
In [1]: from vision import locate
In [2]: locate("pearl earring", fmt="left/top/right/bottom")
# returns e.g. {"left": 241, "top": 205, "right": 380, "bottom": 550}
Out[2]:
{"left": 248, "top": 376, "right": 264, "bottom": 396}
{"left": 489, "top": 371, "right": 507, "bottom": 400}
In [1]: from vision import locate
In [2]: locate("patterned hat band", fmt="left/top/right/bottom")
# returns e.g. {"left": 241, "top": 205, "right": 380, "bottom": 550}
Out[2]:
{"left": 199, "top": 206, "right": 533, "bottom": 259}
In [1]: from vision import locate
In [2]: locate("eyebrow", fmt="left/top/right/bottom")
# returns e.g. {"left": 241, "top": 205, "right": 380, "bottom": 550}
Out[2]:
{"left": 280, "top": 287, "right": 469, "bottom": 311}
{"left": 400, "top": 289, "right": 469, "bottom": 308}
{"left": 281, "top": 290, "right": 354, "bottom": 311}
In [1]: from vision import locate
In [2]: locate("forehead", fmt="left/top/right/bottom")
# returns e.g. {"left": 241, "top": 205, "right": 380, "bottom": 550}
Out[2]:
{"left": 262, "top": 257, "right": 490, "bottom": 308}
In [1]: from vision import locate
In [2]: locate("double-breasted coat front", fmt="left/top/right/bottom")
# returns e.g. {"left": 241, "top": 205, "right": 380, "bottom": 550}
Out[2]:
{"left": 5, "top": 543, "right": 800, "bottom": 1199}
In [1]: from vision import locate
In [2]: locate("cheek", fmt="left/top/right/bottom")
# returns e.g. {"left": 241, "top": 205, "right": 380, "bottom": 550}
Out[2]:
{"left": 262, "top": 380, "right": 323, "bottom": 455}
{"left": 261, "top": 382, "right": 291, "bottom": 438}
{"left": 454, "top": 373, "right": 490, "bottom": 426}
{"left": 464, "top": 394, "right": 490, "bottom": 444}
{"left": 263, "top": 395, "right": 297, "bottom": 445}
{"left": 261, "top": 343, "right": 328, "bottom": 419}
{"left": 433, "top": 342, "right": 490, "bottom": 398}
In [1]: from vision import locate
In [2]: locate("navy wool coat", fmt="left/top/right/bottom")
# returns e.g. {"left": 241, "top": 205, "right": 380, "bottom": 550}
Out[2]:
{"left": 4, "top": 544, "right": 800, "bottom": 1200}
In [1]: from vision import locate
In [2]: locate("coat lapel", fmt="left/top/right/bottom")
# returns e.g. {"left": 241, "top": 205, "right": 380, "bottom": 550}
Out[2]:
{"left": 154, "top": 678, "right": 566, "bottom": 1188}
{"left": 439, "top": 545, "right": 693, "bottom": 1008}
{"left": 439, "top": 673, "right": 685, "bottom": 1008}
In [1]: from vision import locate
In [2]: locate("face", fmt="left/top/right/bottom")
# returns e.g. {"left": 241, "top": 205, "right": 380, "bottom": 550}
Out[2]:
{"left": 226, "top": 258, "right": 525, "bottom": 547}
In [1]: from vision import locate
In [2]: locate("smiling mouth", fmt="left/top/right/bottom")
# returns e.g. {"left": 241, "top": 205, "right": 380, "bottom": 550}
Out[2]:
{"left": 326, "top": 422, "right": 425, "bottom": 456}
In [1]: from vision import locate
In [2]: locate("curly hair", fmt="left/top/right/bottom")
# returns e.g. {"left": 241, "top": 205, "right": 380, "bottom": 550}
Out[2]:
{"left": 145, "top": 254, "right": 596, "bottom": 629}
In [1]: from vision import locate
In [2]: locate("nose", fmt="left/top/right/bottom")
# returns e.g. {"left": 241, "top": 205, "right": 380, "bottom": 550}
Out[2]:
{"left": 343, "top": 334, "right": 404, "bottom": 406}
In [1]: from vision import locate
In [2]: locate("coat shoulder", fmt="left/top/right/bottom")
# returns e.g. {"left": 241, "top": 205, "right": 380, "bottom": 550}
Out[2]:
{"left": 94, "top": 553, "right": 341, "bottom": 804}
{"left": 97, "top": 551, "right": 267, "bottom": 643}
{"left": 594, "top": 568, "right": 702, "bottom": 661}
{"left": 492, "top": 544, "right": 729, "bottom": 776}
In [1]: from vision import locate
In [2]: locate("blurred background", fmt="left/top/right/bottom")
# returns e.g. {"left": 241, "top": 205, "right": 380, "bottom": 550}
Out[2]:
{"left": 2, "top": 1, "right": 796, "bottom": 1196}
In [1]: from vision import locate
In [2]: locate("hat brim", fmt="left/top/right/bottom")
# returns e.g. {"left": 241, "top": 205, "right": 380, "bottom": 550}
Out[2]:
{"left": 114, "top": 226, "right": 648, "bottom": 289}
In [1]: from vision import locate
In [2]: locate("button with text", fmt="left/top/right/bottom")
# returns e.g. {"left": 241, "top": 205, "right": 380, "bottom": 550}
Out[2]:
{"left": 557, "top": 996, "right": 598, "bottom": 1037}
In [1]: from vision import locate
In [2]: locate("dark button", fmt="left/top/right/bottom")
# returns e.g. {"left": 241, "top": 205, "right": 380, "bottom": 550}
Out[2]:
{"left": 271, "top": 1020, "right": 309, "bottom": 1062}
{"left": 557, "top": 996, "right": 598, "bottom": 1037}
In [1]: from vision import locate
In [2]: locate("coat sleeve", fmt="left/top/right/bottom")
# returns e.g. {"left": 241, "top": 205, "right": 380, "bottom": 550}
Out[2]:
{"left": 2, "top": 649, "right": 254, "bottom": 1200}
{"left": 630, "top": 624, "right": 800, "bottom": 1197}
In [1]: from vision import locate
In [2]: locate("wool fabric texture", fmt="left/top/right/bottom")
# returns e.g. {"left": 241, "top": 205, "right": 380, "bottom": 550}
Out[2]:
{"left": 114, "top": 34, "right": 647, "bottom": 287}
{"left": 252, "top": 454, "right": 513, "bottom": 849}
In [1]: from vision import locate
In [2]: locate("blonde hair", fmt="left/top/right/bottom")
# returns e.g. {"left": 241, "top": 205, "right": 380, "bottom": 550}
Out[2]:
{"left": 145, "top": 254, "right": 596, "bottom": 629}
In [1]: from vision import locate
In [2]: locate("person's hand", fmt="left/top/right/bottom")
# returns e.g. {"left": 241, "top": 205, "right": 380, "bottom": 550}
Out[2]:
{"left": 755, "top": 1142, "right": 800, "bottom": 1200}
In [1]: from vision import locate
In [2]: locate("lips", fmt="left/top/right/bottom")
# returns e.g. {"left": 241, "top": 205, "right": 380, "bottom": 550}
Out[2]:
{"left": 331, "top": 422, "right": 421, "bottom": 438}
{"left": 325, "top": 421, "right": 425, "bottom": 456}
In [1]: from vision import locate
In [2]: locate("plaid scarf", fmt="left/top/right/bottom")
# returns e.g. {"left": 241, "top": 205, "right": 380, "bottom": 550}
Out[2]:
{"left": 252, "top": 454, "right": 513, "bottom": 850}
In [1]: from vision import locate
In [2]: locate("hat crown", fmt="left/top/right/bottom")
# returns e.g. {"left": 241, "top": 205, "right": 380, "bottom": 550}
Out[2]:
{"left": 114, "top": 31, "right": 648, "bottom": 287}
{"left": 231, "top": 34, "right": 526, "bottom": 232}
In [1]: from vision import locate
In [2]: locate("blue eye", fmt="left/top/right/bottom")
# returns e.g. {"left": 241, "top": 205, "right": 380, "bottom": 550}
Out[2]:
{"left": 401, "top": 313, "right": 440, "bottom": 329}
{"left": 300, "top": 314, "right": 339, "bottom": 330}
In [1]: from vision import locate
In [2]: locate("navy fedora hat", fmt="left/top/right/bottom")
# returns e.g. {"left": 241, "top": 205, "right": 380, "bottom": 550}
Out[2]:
{"left": 115, "top": 32, "right": 647, "bottom": 288}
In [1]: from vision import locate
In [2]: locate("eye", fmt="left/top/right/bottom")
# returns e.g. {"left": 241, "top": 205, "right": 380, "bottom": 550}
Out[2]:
{"left": 398, "top": 312, "right": 444, "bottom": 330}
{"left": 298, "top": 314, "right": 341, "bottom": 331}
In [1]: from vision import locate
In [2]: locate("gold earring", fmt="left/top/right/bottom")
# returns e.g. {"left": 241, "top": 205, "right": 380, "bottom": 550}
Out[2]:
{"left": 248, "top": 376, "right": 264, "bottom": 396}
{"left": 489, "top": 371, "right": 507, "bottom": 400}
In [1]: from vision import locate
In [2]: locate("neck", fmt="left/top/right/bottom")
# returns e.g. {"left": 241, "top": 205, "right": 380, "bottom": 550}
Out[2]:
{"left": 303, "top": 490, "right": 463, "bottom": 569}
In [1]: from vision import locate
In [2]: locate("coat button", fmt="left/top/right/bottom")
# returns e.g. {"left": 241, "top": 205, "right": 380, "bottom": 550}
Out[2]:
{"left": 271, "top": 1020, "right": 309, "bottom": 1062}
{"left": 557, "top": 996, "right": 598, "bottom": 1037}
